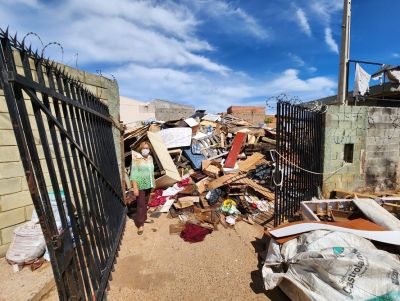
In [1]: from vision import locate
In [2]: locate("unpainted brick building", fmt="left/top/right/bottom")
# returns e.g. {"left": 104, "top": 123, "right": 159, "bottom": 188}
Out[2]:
{"left": 227, "top": 106, "right": 265, "bottom": 125}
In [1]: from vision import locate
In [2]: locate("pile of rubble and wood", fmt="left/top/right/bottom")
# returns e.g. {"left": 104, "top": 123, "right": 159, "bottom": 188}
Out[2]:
{"left": 123, "top": 111, "right": 277, "bottom": 237}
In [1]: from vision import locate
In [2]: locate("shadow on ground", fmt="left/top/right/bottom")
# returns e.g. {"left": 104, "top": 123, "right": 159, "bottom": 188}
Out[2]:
{"left": 249, "top": 234, "right": 290, "bottom": 301}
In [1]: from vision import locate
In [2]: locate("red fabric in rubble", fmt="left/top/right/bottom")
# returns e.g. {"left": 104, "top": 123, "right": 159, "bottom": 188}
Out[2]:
{"left": 180, "top": 223, "right": 212, "bottom": 243}
{"left": 148, "top": 189, "right": 167, "bottom": 207}
{"left": 177, "top": 178, "right": 191, "bottom": 187}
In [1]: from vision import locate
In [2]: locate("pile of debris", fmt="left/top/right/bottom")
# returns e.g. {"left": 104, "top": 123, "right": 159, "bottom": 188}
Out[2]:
{"left": 123, "top": 111, "right": 277, "bottom": 236}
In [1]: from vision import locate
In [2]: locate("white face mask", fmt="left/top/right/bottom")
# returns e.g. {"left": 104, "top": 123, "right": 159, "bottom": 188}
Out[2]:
{"left": 141, "top": 148, "right": 150, "bottom": 157}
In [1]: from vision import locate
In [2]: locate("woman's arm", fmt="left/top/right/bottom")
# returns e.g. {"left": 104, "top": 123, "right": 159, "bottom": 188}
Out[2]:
{"left": 130, "top": 159, "right": 140, "bottom": 196}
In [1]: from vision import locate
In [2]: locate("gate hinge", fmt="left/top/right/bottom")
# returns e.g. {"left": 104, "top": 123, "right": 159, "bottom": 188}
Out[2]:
{"left": 51, "top": 229, "right": 64, "bottom": 250}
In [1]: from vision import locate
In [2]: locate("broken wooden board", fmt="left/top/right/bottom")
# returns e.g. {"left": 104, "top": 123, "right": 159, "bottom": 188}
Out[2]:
{"left": 261, "top": 137, "right": 276, "bottom": 145}
{"left": 207, "top": 174, "right": 240, "bottom": 190}
{"left": 232, "top": 177, "right": 275, "bottom": 201}
{"left": 224, "top": 132, "right": 247, "bottom": 168}
{"left": 196, "top": 177, "right": 210, "bottom": 194}
{"left": 202, "top": 160, "right": 221, "bottom": 178}
{"left": 178, "top": 196, "right": 200, "bottom": 203}
{"left": 238, "top": 152, "right": 264, "bottom": 172}
{"left": 174, "top": 200, "right": 194, "bottom": 209}
{"left": 147, "top": 131, "right": 181, "bottom": 188}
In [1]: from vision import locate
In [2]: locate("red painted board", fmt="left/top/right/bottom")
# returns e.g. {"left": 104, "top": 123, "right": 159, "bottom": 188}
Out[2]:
{"left": 224, "top": 132, "right": 247, "bottom": 168}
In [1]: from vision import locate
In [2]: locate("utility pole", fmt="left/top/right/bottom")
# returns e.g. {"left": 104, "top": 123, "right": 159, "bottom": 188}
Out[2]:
{"left": 337, "top": 0, "right": 351, "bottom": 105}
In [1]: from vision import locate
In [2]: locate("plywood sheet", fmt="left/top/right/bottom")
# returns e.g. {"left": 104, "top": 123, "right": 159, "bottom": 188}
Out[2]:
{"left": 147, "top": 131, "right": 181, "bottom": 188}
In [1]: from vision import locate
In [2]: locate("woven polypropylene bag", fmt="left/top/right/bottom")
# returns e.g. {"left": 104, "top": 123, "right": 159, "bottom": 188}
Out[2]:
{"left": 6, "top": 222, "right": 46, "bottom": 265}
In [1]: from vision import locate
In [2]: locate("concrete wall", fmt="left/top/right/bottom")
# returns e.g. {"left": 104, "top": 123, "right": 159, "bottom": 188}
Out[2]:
{"left": 0, "top": 58, "right": 120, "bottom": 257}
{"left": 322, "top": 105, "right": 400, "bottom": 197}
{"left": 120, "top": 96, "right": 155, "bottom": 129}
{"left": 150, "top": 99, "right": 195, "bottom": 121}
{"left": 363, "top": 107, "right": 400, "bottom": 192}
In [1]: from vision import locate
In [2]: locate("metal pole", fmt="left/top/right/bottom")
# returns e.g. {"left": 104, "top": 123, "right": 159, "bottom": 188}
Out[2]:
{"left": 337, "top": 0, "right": 352, "bottom": 105}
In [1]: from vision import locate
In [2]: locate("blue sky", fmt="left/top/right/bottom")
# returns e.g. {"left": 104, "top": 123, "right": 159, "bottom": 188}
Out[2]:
{"left": 1, "top": 0, "right": 399, "bottom": 113}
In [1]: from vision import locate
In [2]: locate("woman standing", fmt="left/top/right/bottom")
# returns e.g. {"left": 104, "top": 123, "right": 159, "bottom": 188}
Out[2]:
{"left": 130, "top": 142, "right": 155, "bottom": 235}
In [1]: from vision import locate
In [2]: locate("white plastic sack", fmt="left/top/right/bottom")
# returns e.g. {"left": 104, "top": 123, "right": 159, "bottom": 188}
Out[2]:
{"left": 6, "top": 222, "right": 46, "bottom": 265}
{"left": 262, "top": 230, "right": 400, "bottom": 301}
{"left": 31, "top": 191, "right": 74, "bottom": 261}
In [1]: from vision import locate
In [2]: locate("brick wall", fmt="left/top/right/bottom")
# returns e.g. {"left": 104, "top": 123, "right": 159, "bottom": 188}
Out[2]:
{"left": 322, "top": 105, "right": 400, "bottom": 197}
{"left": 227, "top": 106, "right": 265, "bottom": 125}
{"left": 0, "top": 59, "right": 120, "bottom": 257}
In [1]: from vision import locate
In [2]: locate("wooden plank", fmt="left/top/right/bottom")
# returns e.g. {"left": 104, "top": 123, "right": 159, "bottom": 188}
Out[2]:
{"left": 224, "top": 132, "right": 247, "bottom": 168}
{"left": 238, "top": 152, "right": 264, "bottom": 172}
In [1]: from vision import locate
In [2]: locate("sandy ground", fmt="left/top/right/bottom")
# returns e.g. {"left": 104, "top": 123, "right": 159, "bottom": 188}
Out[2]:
{"left": 0, "top": 257, "right": 55, "bottom": 301}
{"left": 107, "top": 214, "right": 288, "bottom": 301}
{"left": 39, "top": 213, "right": 289, "bottom": 301}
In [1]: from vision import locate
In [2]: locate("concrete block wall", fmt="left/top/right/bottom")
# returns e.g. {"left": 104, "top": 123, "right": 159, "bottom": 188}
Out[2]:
{"left": 0, "top": 56, "right": 120, "bottom": 257}
{"left": 322, "top": 105, "right": 400, "bottom": 197}
{"left": 363, "top": 107, "right": 400, "bottom": 192}
{"left": 150, "top": 99, "right": 195, "bottom": 121}
{"left": 322, "top": 105, "right": 368, "bottom": 197}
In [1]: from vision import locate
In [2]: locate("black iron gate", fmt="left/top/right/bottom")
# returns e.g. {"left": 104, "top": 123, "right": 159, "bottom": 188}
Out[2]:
{"left": 0, "top": 29, "right": 126, "bottom": 300}
{"left": 274, "top": 101, "right": 325, "bottom": 226}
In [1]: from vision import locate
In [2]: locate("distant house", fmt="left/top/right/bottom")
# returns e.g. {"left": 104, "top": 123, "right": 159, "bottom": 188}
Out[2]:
{"left": 119, "top": 96, "right": 156, "bottom": 129}
{"left": 150, "top": 99, "right": 195, "bottom": 121}
{"left": 227, "top": 105, "right": 265, "bottom": 125}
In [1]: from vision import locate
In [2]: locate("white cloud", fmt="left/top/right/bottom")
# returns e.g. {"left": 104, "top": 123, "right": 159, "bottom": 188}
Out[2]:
{"left": 308, "top": 66, "right": 318, "bottom": 73}
{"left": 0, "top": 0, "right": 336, "bottom": 113}
{"left": 0, "top": 0, "right": 40, "bottom": 7}
{"left": 310, "top": 0, "right": 342, "bottom": 24}
{"left": 295, "top": 8, "right": 312, "bottom": 37}
{"left": 192, "top": 0, "right": 269, "bottom": 40}
{"left": 288, "top": 52, "right": 305, "bottom": 66}
{"left": 262, "top": 69, "right": 335, "bottom": 98}
{"left": 0, "top": 0, "right": 230, "bottom": 74}
{"left": 114, "top": 64, "right": 336, "bottom": 113}
{"left": 324, "top": 27, "right": 339, "bottom": 54}
{"left": 393, "top": 53, "right": 400, "bottom": 58}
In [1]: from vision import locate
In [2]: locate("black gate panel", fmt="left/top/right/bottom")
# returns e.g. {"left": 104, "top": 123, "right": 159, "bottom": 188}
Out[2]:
{"left": 0, "top": 29, "right": 126, "bottom": 300}
{"left": 274, "top": 101, "right": 325, "bottom": 226}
